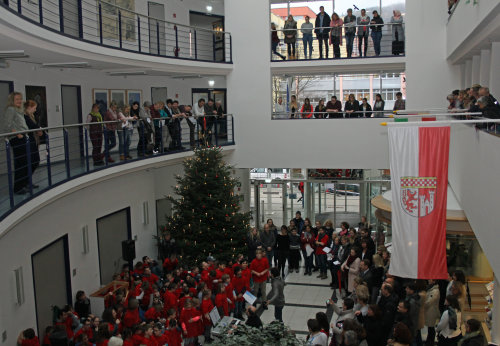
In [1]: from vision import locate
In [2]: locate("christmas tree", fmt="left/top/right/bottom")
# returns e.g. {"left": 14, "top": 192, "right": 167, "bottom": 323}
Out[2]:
{"left": 163, "top": 146, "right": 251, "bottom": 266}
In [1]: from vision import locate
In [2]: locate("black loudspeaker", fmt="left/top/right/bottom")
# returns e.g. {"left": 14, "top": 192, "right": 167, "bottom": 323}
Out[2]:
{"left": 121, "top": 240, "right": 136, "bottom": 262}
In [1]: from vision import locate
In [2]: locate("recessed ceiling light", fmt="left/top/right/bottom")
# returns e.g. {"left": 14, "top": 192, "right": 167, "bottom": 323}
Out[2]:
{"left": 206, "top": 5, "right": 213, "bottom": 12}
{"left": 208, "top": 80, "right": 215, "bottom": 87}
{"left": 0, "top": 50, "right": 29, "bottom": 59}
{"left": 42, "top": 62, "right": 89, "bottom": 68}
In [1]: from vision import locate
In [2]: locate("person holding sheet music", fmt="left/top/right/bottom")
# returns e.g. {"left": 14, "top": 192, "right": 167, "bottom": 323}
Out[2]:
{"left": 301, "top": 225, "right": 316, "bottom": 276}
{"left": 315, "top": 227, "right": 330, "bottom": 280}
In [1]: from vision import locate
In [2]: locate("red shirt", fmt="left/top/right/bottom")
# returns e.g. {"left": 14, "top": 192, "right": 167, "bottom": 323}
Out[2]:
{"left": 179, "top": 307, "right": 202, "bottom": 338}
{"left": 241, "top": 268, "right": 251, "bottom": 286}
{"left": 75, "top": 328, "right": 94, "bottom": 342}
{"left": 145, "top": 307, "right": 161, "bottom": 321}
{"left": 315, "top": 234, "right": 329, "bottom": 255}
{"left": 21, "top": 337, "right": 40, "bottom": 346}
{"left": 142, "top": 273, "right": 159, "bottom": 287}
{"left": 215, "top": 293, "right": 229, "bottom": 316}
{"left": 163, "top": 327, "right": 182, "bottom": 346}
{"left": 122, "top": 308, "right": 140, "bottom": 329}
{"left": 224, "top": 282, "right": 235, "bottom": 308}
{"left": 163, "top": 291, "right": 178, "bottom": 313}
{"left": 201, "top": 298, "right": 215, "bottom": 326}
{"left": 250, "top": 257, "right": 269, "bottom": 283}
{"left": 224, "top": 267, "right": 234, "bottom": 278}
{"left": 231, "top": 276, "right": 248, "bottom": 301}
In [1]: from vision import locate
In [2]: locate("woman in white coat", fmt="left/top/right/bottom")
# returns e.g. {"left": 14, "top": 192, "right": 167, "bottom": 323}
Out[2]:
{"left": 425, "top": 279, "right": 441, "bottom": 346}
{"left": 341, "top": 248, "right": 361, "bottom": 295}
{"left": 436, "top": 295, "right": 462, "bottom": 346}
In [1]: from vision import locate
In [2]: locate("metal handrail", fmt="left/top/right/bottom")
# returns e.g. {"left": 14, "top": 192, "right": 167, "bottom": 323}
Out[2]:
{"left": 273, "top": 23, "right": 402, "bottom": 31}
{"left": 0, "top": 114, "right": 231, "bottom": 140}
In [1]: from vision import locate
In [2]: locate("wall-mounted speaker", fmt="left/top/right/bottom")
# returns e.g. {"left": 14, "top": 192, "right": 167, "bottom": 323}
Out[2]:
{"left": 142, "top": 201, "right": 149, "bottom": 225}
{"left": 82, "top": 225, "right": 89, "bottom": 254}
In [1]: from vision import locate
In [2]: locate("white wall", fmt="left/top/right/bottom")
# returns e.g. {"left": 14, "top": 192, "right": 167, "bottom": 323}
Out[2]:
{"left": 404, "top": 0, "right": 461, "bottom": 110}
{"left": 2, "top": 60, "right": 226, "bottom": 128}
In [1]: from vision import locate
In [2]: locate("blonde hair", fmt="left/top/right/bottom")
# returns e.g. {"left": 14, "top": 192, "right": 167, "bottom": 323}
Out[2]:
{"left": 355, "top": 284, "right": 370, "bottom": 301}
{"left": 6, "top": 92, "right": 23, "bottom": 109}
{"left": 24, "top": 100, "right": 38, "bottom": 122}
{"left": 372, "top": 254, "right": 384, "bottom": 268}
{"left": 324, "top": 219, "right": 333, "bottom": 227}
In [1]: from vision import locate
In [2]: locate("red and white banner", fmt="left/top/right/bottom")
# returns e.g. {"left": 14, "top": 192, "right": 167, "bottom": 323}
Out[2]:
{"left": 388, "top": 126, "right": 450, "bottom": 279}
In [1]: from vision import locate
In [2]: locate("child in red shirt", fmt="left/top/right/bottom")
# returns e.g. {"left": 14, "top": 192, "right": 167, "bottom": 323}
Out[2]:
{"left": 200, "top": 290, "right": 214, "bottom": 343}
{"left": 179, "top": 299, "right": 201, "bottom": 346}
{"left": 214, "top": 283, "right": 229, "bottom": 317}
{"left": 231, "top": 266, "right": 248, "bottom": 319}
{"left": 250, "top": 250, "right": 269, "bottom": 308}
{"left": 17, "top": 329, "right": 39, "bottom": 346}
{"left": 163, "top": 308, "right": 182, "bottom": 346}
{"left": 145, "top": 302, "right": 162, "bottom": 322}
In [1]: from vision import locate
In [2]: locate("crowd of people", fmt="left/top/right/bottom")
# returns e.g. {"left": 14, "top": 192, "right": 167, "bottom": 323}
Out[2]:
{"left": 87, "top": 98, "right": 228, "bottom": 166}
{"left": 1, "top": 92, "right": 228, "bottom": 195}
{"left": 271, "top": 7, "right": 405, "bottom": 60}
{"left": 273, "top": 92, "right": 405, "bottom": 119}
{"left": 446, "top": 84, "right": 500, "bottom": 131}
{"left": 16, "top": 213, "right": 488, "bottom": 346}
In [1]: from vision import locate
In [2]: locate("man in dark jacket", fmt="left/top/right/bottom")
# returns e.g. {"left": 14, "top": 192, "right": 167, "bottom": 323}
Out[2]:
{"left": 460, "top": 319, "right": 486, "bottom": 346}
{"left": 266, "top": 267, "right": 285, "bottom": 322}
{"left": 378, "top": 283, "right": 399, "bottom": 340}
{"left": 314, "top": 6, "right": 331, "bottom": 59}
{"left": 359, "top": 259, "right": 374, "bottom": 293}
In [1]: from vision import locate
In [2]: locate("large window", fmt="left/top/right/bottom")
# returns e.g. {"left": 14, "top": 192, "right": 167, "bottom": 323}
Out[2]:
{"left": 272, "top": 72, "right": 406, "bottom": 118}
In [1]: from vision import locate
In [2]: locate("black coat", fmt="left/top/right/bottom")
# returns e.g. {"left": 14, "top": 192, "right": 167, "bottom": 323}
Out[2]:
{"left": 314, "top": 12, "right": 331, "bottom": 36}
{"left": 360, "top": 103, "right": 372, "bottom": 117}
{"left": 378, "top": 293, "right": 399, "bottom": 339}
{"left": 360, "top": 268, "right": 375, "bottom": 292}
{"left": 363, "top": 316, "right": 385, "bottom": 346}
{"left": 344, "top": 100, "right": 360, "bottom": 117}
{"left": 461, "top": 333, "right": 485, "bottom": 346}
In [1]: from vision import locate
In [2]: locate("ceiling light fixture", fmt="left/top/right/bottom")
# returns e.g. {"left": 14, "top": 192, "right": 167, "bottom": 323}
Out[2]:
{"left": 41, "top": 62, "right": 89, "bottom": 68}
{"left": 206, "top": 5, "right": 213, "bottom": 12}
{"left": 208, "top": 80, "right": 215, "bottom": 87}
{"left": 0, "top": 50, "right": 29, "bottom": 59}
{"left": 108, "top": 71, "right": 148, "bottom": 76}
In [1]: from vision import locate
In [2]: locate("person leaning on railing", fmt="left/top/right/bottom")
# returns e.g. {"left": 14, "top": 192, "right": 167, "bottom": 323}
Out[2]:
{"left": 314, "top": 99, "right": 327, "bottom": 119}
{"left": 2, "top": 92, "right": 31, "bottom": 194}
{"left": 370, "top": 11, "right": 384, "bottom": 56}
{"left": 283, "top": 15, "right": 297, "bottom": 60}
{"left": 301, "top": 16, "right": 314, "bottom": 59}
{"left": 104, "top": 102, "right": 119, "bottom": 162}
{"left": 373, "top": 94, "right": 385, "bottom": 117}
{"left": 360, "top": 98, "right": 373, "bottom": 118}
{"left": 344, "top": 94, "right": 360, "bottom": 118}
{"left": 300, "top": 98, "right": 314, "bottom": 119}
{"left": 329, "top": 13, "right": 344, "bottom": 59}
{"left": 344, "top": 9, "right": 357, "bottom": 58}
{"left": 23, "top": 100, "right": 43, "bottom": 186}
{"left": 289, "top": 95, "right": 300, "bottom": 119}
{"left": 357, "top": 9, "right": 370, "bottom": 57}
{"left": 86, "top": 103, "right": 105, "bottom": 166}
{"left": 117, "top": 104, "right": 136, "bottom": 160}
{"left": 326, "top": 95, "right": 343, "bottom": 118}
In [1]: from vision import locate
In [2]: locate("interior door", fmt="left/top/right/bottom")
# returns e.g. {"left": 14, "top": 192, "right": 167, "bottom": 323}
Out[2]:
{"left": 61, "top": 85, "right": 83, "bottom": 162}
{"left": 32, "top": 236, "right": 71, "bottom": 338}
{"left": 148, "top": 2, "right": 166, "bottom": 55}
{"left": 97, "top": 208, "right": 131, "bottom": 284}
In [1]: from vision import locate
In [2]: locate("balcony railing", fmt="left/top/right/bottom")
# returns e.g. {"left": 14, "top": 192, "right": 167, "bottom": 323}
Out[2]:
{"left": 0, "top": 0, "right": 232, "bottom": 63}
{"left": 271, "top": 23, "right": 405, "bottom": 61}
{"left": 0, "top": 114, "right": 235, "bottom": 221}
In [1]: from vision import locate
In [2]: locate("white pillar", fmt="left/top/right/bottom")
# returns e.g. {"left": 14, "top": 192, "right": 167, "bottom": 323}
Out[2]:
{"left": 479, "top": 49, "right": 491, "bottom": 87}
{"left": 492, "top": 275, "right": 500, "bottom": 344}
{"left": 489, "top": 42, "right": 500, "bottom": 96}
{"left": 471, "top": 55, "right": 481, "bottom": 85}
{"left": 464, "top": 59, "right": 472, "bottom": 88}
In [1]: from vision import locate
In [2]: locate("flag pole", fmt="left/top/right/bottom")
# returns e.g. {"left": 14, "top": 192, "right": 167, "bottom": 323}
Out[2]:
{"left": 380, "top": 119, "right": 500, "bottom": 126}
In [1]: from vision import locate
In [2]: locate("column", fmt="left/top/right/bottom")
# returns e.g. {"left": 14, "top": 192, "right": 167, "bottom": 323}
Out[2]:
{"left": 479, "top": 49, "right": 491, "bottom": 87}
{"left": 471, "top": 55, "right": 480, "bottom": 85}
{"left": 489, "top": 42, "right": 500, "bottom": 96}
{"left": 464, "top": 59, "right": 472, "bottom": 89}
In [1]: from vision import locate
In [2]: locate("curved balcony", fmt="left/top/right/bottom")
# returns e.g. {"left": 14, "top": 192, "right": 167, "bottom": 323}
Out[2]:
{"left": 0, "top": 115, "right": 235, "bottom": 221}
{"left": 0, "top": 0, "right": 232, "bottom": 63}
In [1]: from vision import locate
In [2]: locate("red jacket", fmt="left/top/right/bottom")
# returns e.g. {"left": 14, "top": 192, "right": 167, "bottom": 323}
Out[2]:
{"left": 21, "top": 338, "right": 40, "bottom": 346}
{"left": 145, "top": 307, "right": 161, "bottom": 321}
{"left": 122, "top": 309, "right": 140, "bottom": 329}
{"left": 300, "top": 232, "right": 316, "bottom": 251}
{"left": 179, "top": 307, "right": 202, "bottom": 338}
{"left": 224, "top": 282, "right": 236, "bottom": 308}
{"left": 231, "top": 276, "right": 248, "bottom": 302}
{"left": 163, "top": 326, "right": 182, "bottom": 346}
{"left": 241, "top": 268, "right": 251, "bottom": 287}
{"left": 163, "top": 291, "right": 178, "bottom": 313}
{"left": 163, "top": 258, "right": 178, "bottom": 272}
{"left": 74, "top": 328, "right": 93, "bottom": 342}
{"left": 315, "top": 234, "right": 329, "bottom": 255}
{"left": 301, "top": 104, "right": 313, "bottom": 118}
{"left": 250, "top": 257, "right": 269, "bottom": 283}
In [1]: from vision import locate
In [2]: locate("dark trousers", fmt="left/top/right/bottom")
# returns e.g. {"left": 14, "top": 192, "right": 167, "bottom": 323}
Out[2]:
{"left": 425, "top": 327, "right": 436, "bottom": 346}
{"left": 104, "top": 129, "right": 116, "bottom": 157}
{"left": 287, "top": 42, "right": 296, "bottom": 57}
{"left": 90, "top": 130, "right": 103, "bottom": 163}
{"left": 437, "top": 334, "right": 461, "bottom": 346}
{"left": 329, "top": 263, "right": 341, "bottom": 285}
{"left": 186, "top": 120, "right": 196, "bottom": 148}
{"left": 154, "top": 125, "right": 162, "bottom": 151}
{"left": 274, "top": 305, "right": 283, "bottom": 322}
{"left": 331, "top": 36, "right": 341, "bottom": 58}
{"left": 302, "top": 250, "right": 313, "bottom": 273}
{"left": 345, "top": 32, "right": 355, "bottom": 57}
{"left": 317, "top": 34, "right": 329, "bottom": 58}
{"left": 272, "top": 41, "right": 285, "bottom": 60}
{"left": 289, "top": 249, "right": 300, "bottom": 270}
{"left": 168, "top": 122, "right": 182, "bottom": 150}
{"left": 371, "top": 31, "right": 382, "bottom": 56}
{"left": 278, "top": 250, "right": 289, "bottom": 276}
{"left": 10, "top": 136, "right": 29, "bottom": 192}
{"left": 318, "top": 254, "right": 327, "bottom": 275}
{"left": 358, "top": 32, "right": 369, "bottom": 56}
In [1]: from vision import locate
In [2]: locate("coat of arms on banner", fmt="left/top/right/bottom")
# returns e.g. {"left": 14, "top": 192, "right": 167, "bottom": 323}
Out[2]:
{"left": 400, "top": 177, "right": 437, "bottom": 217}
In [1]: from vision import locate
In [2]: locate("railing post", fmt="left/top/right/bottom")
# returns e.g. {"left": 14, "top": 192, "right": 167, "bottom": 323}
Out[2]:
{"left": 174, "top": 25, "right": 179, "bottom": 57}
{"left": 16, "top": 0, "right": 21, "bottom": 13}
{"left": 103, "top": 128, "right": 109, "bottom": 165}
{"left": 25, "top": 136, "right": 33, "bottom": 196}
{"left": 140, "top": 123, "right": 145, "bottom": 156}
{"left": 156, "top": 21, "right": 160, "bottom": 55}
{"left": 77, "top": 0, "right": 83, "bottom": 39}
{"left": 46, "top": 132, "right": 52, "bottom": 187}
{"left": 118, "top": 10, "right": 122, "bottom": 49}
{"left": 5, "top": 140, "right": 15, "bottom": 208}
{"left": 38, "top": 0, "right": 43, "bottom": 24}
{"left": 58, "top": 0, "right": 64, "bottom": 32}
{"left": 159, "top": 121, "right": 164, "bottom": 153}
{"left": 63, "top": 129, "right": 70, "bottom": 179}
{"left": 229, "top": 34, "right": 232, "bottom": 63}
{"left": 137, "top": 16, "right": 141, "bottom": 52}
{"left": 212, "top": 33, "right": 216, "bottom": 62}
{"left": 194, "top": 30, "right": 198, "bottom": 60}
{"left": 84, "top": 128, "right": 90, "bottom": 172}
{"left": 214, "top": 115, "right": 218, "bottom": 147}
{"left": 231, "top": 115, "right": 235, "bottom": 144}
{"left": 98, "top": 3, "right": 103, "bottom": 44}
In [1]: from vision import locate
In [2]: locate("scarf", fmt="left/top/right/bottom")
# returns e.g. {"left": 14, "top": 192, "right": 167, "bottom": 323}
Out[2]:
{"left": 346, "top": 254, "right": 357, "bottom": 267}
{"left": 457, "top": 331, "right": 481, "bottom": 346}
{"left": 90, "top": 111, "right": 103, "bottom": 122}
{"left": 447, "top": 307, "right": 458, "bottom": 331}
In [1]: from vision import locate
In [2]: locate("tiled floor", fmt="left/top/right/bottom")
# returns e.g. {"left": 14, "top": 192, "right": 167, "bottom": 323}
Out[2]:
{"left": 258, "top": 266, "right": 341, "bottom": 338}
